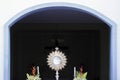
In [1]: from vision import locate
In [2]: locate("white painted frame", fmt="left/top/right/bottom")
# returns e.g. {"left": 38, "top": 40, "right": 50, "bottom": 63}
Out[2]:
{"left": 4, "top": 2, "right": 116, "bottom": 80}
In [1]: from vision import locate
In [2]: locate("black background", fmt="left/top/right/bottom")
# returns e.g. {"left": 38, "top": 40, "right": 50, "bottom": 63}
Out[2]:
{"left": 10, "top": 7, "right": 110, "bottom": 80}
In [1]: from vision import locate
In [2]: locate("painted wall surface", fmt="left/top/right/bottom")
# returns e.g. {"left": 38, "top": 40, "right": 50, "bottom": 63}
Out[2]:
{"left": 0, "top": 0, "right": 120, "bottom": 80}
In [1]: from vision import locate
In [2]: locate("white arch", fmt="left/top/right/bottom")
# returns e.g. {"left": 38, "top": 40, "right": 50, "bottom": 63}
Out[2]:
{"left": 4, "top": 2, "right": 116, "bottom": 80}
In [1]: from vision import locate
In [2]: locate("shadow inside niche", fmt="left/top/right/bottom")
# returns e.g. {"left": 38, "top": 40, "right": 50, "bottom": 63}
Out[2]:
{"left": 10, "top": 7, "right": 110, "bottom": 80}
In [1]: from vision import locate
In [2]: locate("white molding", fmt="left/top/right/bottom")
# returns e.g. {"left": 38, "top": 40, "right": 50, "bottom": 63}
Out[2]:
{"left": 4, "top": 2, "right": 116, "bottom": 80}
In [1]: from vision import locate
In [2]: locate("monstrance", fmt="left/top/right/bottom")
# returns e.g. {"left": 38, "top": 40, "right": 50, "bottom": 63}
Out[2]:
{"left": 47, "top": 47, "right": 67, "bottom": 80}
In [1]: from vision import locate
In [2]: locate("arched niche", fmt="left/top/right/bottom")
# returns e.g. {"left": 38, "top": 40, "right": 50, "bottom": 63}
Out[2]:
{"left": 4, "top": 3, "right": 116, "bottom": 80}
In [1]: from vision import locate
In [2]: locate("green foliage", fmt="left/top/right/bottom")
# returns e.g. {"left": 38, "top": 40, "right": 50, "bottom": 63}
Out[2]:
{"left": 76, "top": 71, "right": 87, "bottom": 78}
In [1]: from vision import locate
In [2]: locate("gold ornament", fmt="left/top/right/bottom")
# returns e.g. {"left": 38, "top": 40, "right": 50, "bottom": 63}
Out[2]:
{"left": 47, "top": 47, "right": 67, "bottom": 71}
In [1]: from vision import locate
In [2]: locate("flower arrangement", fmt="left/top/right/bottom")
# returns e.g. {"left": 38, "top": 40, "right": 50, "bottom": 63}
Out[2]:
{"left": 26, "top": 66, "right": 41, "bottom": 80}
{"left": 74, "top": 66, "right": 87, "bottom": 80}
{"left": 26, "top": 73, "right": 41, "bottom": 80}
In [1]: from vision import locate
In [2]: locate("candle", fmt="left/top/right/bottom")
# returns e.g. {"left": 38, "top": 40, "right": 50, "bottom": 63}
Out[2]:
{"left": 74, "top": 67, "right": 76, "bottom": 78}
{"left": 37, "top": 66, "right": 39, "bottom": 75}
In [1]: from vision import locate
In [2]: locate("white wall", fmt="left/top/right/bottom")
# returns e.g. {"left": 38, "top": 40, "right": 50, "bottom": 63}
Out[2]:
{"left": 0, "top": 0, "right": 120, "bottom": 80}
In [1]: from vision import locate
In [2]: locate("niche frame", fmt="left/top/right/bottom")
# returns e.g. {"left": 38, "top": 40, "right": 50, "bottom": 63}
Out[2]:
{"left": 4, "top": 2, "right": 116, "bottom": 80}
